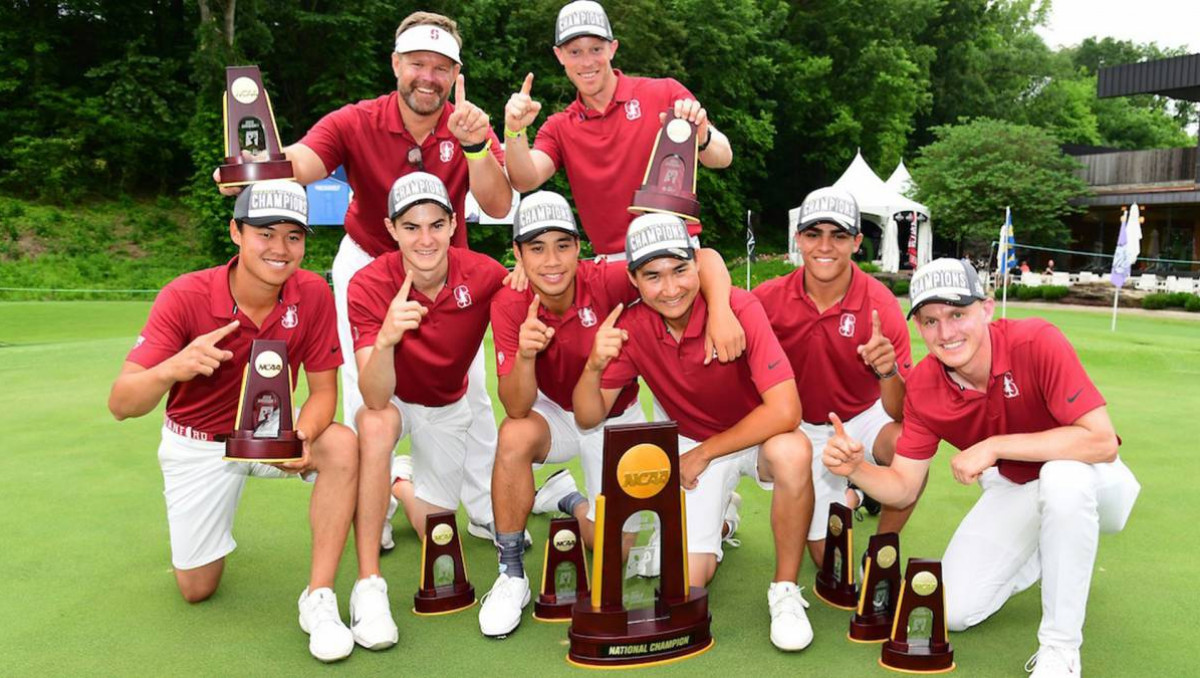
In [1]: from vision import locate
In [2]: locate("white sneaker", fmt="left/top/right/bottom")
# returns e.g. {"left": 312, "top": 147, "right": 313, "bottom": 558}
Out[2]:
{"left": 297, "top": 587, "right": 354, "bottom": 662}
{"left": 381, "top": 495, "right": 399, "bottom": 552}
{"left": 532, "top": 469, "right": 579, "bottom": 515}
{"left": 467, "top": 521, "right": 532, "bottom": 548}
{"left": 478, "top": 573, "right": 531, "bottom": 638}
{"left": 767, "top": 582, "right": 814, "bottom": 651}
{"left": 349, "top": 575, "right": 398, "bottom": 650}
{"left": 722, "top": 492, "right": 743, "bottom": 548}
{"left": 1026, "top": 646, "right": 1082, "bottom": 677}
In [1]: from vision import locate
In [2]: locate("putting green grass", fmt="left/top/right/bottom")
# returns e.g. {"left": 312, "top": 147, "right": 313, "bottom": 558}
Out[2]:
{"left": 0, "top": 300, "right": 1193, "bottom": 676}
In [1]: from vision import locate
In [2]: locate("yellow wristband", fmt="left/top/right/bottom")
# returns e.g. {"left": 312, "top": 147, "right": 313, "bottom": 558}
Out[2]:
{"left": 504, "top": 127, "right": 526, "bottom": 139}
{"left": 463, "top": 138, "right": 492, "bottom": 160}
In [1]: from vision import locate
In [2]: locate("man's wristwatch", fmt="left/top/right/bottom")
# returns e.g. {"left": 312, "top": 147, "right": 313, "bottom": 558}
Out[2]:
{"left": 874, "top": 363, "right": 899, "bottom": 380}
{"left": 698, "top": 127, "right": 713, "bottom": 152}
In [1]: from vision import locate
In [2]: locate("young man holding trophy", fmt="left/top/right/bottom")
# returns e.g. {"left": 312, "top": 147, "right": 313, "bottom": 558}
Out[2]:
{"left": 573, "top": 214, "right": 818, "bottom": 652}
{"left": 823, "top": 258, "right": 1140, "bottom": 678}
{"left": 107, "top": 180, "right": 362, "bottom": 663}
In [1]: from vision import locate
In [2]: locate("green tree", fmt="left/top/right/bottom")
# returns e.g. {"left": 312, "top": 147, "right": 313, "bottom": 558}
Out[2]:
{"left": 911, "top": 119, "right": 1091, "bottom": 256}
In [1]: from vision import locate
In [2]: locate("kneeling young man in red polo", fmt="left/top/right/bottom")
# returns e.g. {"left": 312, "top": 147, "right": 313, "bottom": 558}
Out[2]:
{"left": 348, "top": 172, "right": 509, "bottom": 643}
{"left": 480, "top": 192, "right": 744, "bottom": 638}
{"left": 824, "top": 258, "right": 1140, "bottom": 678}
{"left": 573, "top": 214, "right": 817, "bottom": 652}
{"left": 753, "top": 187, "right": 917, "bottom": 567}
{"left": 108, "top": 180, "right": 361, "bottom": 662}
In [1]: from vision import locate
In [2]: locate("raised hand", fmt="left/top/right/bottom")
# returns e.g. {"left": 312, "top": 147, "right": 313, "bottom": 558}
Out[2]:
{"left": 518, "top": 294, "right": 555, "bottom": 359}
{"left": 377, "top": 271, "right": 428, "bottom": 347}
{"left": 660, "top": 98, "right": 709, "bottom": 148}
{"left": 446, "top": 74, "right": 491, "bottom": 147}
{"left": 586, "top": 303, "right": 627, "bottom": 372}
{"left": 504, "top": 72, "right": 543, "bottom": 134}
{"left": 857, "top": 310, "right": 897, "bottom": 377}
{"left": 823, "top": 412, "right": 865, "bottom": 477}
{"left": 167, "top": 320, "right": 240, "bottom": 382}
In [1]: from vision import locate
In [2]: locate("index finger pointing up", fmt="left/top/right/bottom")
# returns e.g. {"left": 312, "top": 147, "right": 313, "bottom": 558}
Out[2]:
{"left": 871, "top": 309, "right": 883, "bottom": 337}
{"left": 520, "top": 72, "right": 534, "bottom": 96}
{"left": 527, "top": 294, "right": 541, "bottom": 320}
{"left": 455, "top": 74, "right": 466, "bottom": 106}
{"left": 601, "top": 303, "right": 624, "bottom": 329}
{"left": 397, "top": 270, "right": 414, "bottom": 300}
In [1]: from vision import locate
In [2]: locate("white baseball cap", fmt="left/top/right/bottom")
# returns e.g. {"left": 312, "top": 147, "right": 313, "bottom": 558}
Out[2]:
{"left": 388, "top": 172, "right": 453, "bottom": 221}
{"left": 233, "top": 180, "right": 310, "bottom": 231}
{"left": 908, "top": 258, "right": 988, "bottom": 319}
{"left": 798, "top": 186, "right": 861, "bottom": 236}
{"left": 555, "top": 1, "right": 614, "bottom": 46}
{"left": 394, "top": 24, "right": 462, "bottom": 64}
{"left": 625, "top": 213, "right": 694, "bottom": 271}
{"left": 513, "top": 191, "right": 579, "bottom": 243}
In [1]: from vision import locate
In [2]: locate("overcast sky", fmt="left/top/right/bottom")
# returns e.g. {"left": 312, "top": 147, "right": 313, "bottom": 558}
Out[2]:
{"left": 1036, "top": 0, "right": 1197, "bottom": 54}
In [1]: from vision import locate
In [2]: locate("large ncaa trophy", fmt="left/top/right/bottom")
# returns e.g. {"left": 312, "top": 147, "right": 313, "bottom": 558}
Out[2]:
{"left": 533, "top": 517, "right": 590, "bottom": 622}
{"left": 413, "top": 510, "right": 476, "bottom": 615}
{"left": 814, "top": 502, "right": 859, "bottom": 609}
{"left": 849, "top": 532, "right": 902, "bottom": 642}
{"left": 628, "top": 111, "right": 700, "bottom": 222}
{"left": 567, "top": 422, "right": 712, "bottom": 667}
{"left": 880, "top": 558, "right": 955, "bottom": 673}
{"left": 217, "top": 66, "right": 294, "bottom": 187}
{"left": 225, "top": 339, "right": 302, "bottom": 462}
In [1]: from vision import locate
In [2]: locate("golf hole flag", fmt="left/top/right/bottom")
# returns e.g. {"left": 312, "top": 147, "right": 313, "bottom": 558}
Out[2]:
{"left": 997, "top": 207, "right": 1015, "bottom": 276}
{"left": 1110, "top": 203, "right": 1142, "bottom": 288}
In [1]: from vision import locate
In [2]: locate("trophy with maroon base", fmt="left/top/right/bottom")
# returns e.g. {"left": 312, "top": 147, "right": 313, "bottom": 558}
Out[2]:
{"left": 413, "top": 510, "right": 476, "bottom": 615}
{"left": 533, "top": 517, "right": 590, "bottom": 622}
{"left": 567, "top": 422, "right": 712, "bottom": 667}
{"left": 880, "top": 558, "right": 955, "bottom": 674}
{"left": 815, "top": 502, "right": 859, "bottom": 609}
{"left": 225, "top": 339, "right": 302, "bottom": 462}
{"left": 217, "top": 66, "right": 294, "bottom": 187}
{"left": 849, "top": 532, "right": 902, "bottom": 642}
{"left": 628, "top": 111, "right": 700, "bottom": 222}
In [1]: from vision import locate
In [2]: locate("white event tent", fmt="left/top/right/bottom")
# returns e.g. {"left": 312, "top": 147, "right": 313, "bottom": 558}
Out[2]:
{"left": 788, "top": 152, "right": 932, "bottom": 272}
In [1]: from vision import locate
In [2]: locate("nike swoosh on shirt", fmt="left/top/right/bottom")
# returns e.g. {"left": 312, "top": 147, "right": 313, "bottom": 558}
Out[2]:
{"left": 768, "top": 360, "right": 782, "bottom": 370}
{"left": 1067, "top": 388, "right": 1084, "bottom": 403}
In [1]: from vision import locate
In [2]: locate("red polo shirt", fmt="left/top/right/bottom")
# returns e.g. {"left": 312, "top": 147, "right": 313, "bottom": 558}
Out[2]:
{"left": 127, "top": 257, "right": 342, "bottom": 437}
{"left": 896, "top": 318, "right": 1108, "bottom": 484}
{"left": 754, "top": 267, "right": 912, "bottom": 424}
{"left": 491, "top": 260, "right": 639, "bottom": 415}
{"left": 299, "top": 92, "right": 505, "bottom": 257}
{"left": 534, "top": 72, "right": 701, "bottom": 255}
{"left": 600, "top": 289, "right": 794, "bottom": 442}
{"left": 348, "top": 248, "right": 506, "bottom": 406}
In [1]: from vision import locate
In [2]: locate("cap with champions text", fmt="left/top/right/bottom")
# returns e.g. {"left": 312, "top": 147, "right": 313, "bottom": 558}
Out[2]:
{"left": 513, "top": 191, "right": 579, "bottom": 243}
{"left": 233, "top": 179, "right": 310, "bottom": 231}
{"left": 625, "top": 213, "right": 695, "bottom": 271}
{"left": 797, "top": 186, "right": 861, "bottom": 236}
{"left": 394, "top": 23, "right": 462, "bottom": 64}
{"left": 388, "top": 172, "right": 453, "bottom": 221}
{"left": 907, "top": 257, "right": 989, "bottom": 319}
{"left": 555, "top": 1, "right": 613, "bottom": 46}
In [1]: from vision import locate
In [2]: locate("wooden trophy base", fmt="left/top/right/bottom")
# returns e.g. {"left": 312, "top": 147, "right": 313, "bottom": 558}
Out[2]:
{"left": 880, "top": 643, "right": 956, "bottom": 674}
{"left": 567, "top": 588, "right": 712, "bottom": 668}
{"left": 218, "top": 155, "right": 294, "bottom": 187}
{"left": 413, "top": 584, "right": 476, "bottom": 616}
{"left": 815, "top": 571, "right": 859, "bottom": 610}
{"left": 533, "top": 596, "right": 576, "bottom": 622}
{"left": 848, "top": 614, "right": 892, "bottom": 643}
{"left": 629, "top": 190, "right": 700, "bottom": 223}
{"left": 224, "top": 432, "right": 302, "bottom": 463}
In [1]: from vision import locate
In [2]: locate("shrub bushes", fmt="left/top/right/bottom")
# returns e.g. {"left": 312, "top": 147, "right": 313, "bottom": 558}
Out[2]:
{"left": 1141, "top": 293, "right": 1170, "bottom": 310}
{"left": 1040, "top": 286, "right": 1069, "bottom": 301}
{"left": 1186, "top": 296, "right": 1200, "bottom": 313}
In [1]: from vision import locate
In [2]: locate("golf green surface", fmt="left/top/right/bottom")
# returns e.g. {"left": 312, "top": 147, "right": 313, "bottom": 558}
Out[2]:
{"left": 0, "top": 301, "right": 1193, "bottom": 676}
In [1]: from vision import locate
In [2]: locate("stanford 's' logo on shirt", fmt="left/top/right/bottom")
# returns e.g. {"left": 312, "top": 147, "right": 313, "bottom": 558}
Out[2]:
{"left": 439, "top": 140, "right": 455, "bottom": 163}
{"left": 838, "top": 313, "right": 856, "bottom": 338}
{"left": 579, "top": 306, "right": 597, "bottom": 327}
{"left": 625, "top": 99, "right": 641, "bottom": 121}
{"left": 1003, "top": 371, "right": 1020, "bottom": 399}
{"left": 281, "top": 304, "right": 298, "bottom": 329}
{"left": 454, "top": 284, "right": 472, "bottom": 308}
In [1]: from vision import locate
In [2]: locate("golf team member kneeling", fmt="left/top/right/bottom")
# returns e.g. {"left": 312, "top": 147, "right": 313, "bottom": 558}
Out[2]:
{"left": 823, "top": 258, "right": 1140, "bottom": 678}
{"left": 107, "top": 180, "right": 361, "bottom": 662}
{"left": 573, "top": 214, "right": 817, "bottom": 652}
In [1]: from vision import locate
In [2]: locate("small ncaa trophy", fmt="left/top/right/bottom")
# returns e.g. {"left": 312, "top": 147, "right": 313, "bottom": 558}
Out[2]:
{"left": 628, "top": 111, "right": 700, "bottom": 222}
{"left": 533, "top": 517, "right": 590, "bottom": 622}
{"left": 567, "top": 422, "right": 713, "bottom": 667}
{"left": 217, "top": 66, "right": 294, "bottom": 187}
{"left": 880, "top": 559, "right": 955, "bottom": 674}
{"left": 814, "top": 502, "right": 859, "bottom": 609}
{"left": 849, "top": 532, "right": 902, "bottom": 642}
{"left": 225, "top": 339, "right": 302, "bottom": 462}
{"left": 413, "top": 511, "right": 476, "bottom": 615}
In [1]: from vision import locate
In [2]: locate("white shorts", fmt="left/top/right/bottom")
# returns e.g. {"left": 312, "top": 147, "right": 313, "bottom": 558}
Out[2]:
{"left": 801, "top": 400, "right": 892, "bottom": 541}
{"left": 529, "top": 395, "right": 646, "bottom": 521}
{"left": 370, "top": 396, "right": 476, "bottom": 513}
{"left": 679, "top": 435, "right": 770, "bottom": 561}
{"left": 157, "top": 426, "right": 310, "bottom": 570}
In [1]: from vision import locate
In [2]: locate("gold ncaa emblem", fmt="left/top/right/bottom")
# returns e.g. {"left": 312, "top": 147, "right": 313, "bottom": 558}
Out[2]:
{"left": 876, "top": 545, "right": 897, "bottom": 570}
{"left": 911, "top": 571, "right": 938, "bottom": 597}
{"left": 254, "top": 350, "right": 283, "bottom": 379}
{"left": 666, "top": 118, "right": 693, "bottom": 144}
{"left": 231, "top": 76, "right": 260, "bottom": 105}
{"left": 430, "top": 523, "right": 454, "bottom": 546}
{"left": 553, "top": 529, "right": 577, "bottom": 552}
{"left": 829, "top": 514, "right": 844, "bottom": 537}
{"left": 616, "top": 443, "right": 671, "bottom": 499}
